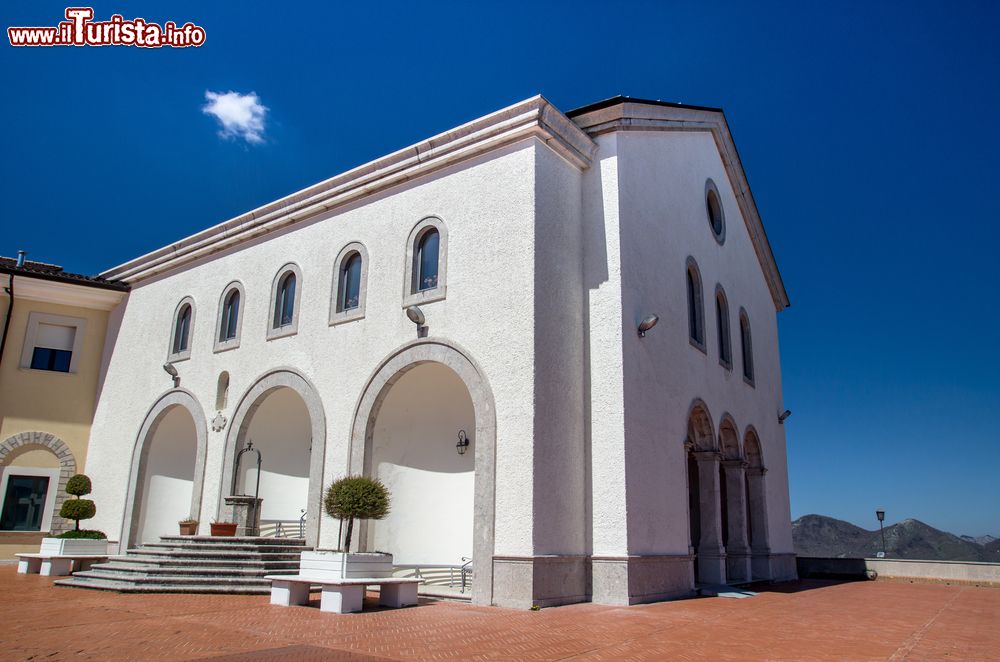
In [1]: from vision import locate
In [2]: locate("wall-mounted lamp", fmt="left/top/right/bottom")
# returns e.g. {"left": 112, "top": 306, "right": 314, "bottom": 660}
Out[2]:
{"left": 637, "top": 314, "right": 659, "bottom": 338}
{"left": 406, "top": 305, "right": 425, "bottom": 326}
{"left": 163, "top": 362, "right": 180, "bottom": 387}
{"left": 456, "top": 429, "right": 470, "bottom": 455}
{"left": 778, "top": 409, "right": 792, "bottom": 424}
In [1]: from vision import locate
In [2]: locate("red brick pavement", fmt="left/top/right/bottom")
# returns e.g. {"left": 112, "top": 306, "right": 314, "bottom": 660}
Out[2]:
{"left": 1, "top": 568, "right": 998, "bottom": 661}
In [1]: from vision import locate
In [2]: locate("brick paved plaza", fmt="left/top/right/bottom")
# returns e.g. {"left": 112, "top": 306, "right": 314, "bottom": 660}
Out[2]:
{"left": 2, "top": 568, "right": 998, "bottom": 661}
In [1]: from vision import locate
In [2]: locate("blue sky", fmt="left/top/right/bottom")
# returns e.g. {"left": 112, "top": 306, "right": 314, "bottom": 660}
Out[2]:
{"left": 2, "top": 1, "right": 997, "bottom": 536}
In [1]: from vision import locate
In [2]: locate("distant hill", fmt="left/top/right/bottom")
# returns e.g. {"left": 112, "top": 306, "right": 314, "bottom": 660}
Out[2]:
{"left": 792, "top": 514, "right": 1000, "bottom": 562}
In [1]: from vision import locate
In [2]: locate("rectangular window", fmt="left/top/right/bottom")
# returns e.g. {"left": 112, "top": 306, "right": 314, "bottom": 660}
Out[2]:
{"left": 0, "top": 475, "right": 50, "bottom": 531}
{"left": 27, "top": 321, "right": 76, "bottom": 373}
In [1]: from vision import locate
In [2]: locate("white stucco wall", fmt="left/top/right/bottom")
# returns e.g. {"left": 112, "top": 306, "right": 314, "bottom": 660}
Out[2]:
{"left": 368, "top": 362, "right": 475, "bottom": 565}
{"left": 614, "top": 130, "right": 792, "bottom": 556}
{"left": 86, "top": 138, "right": 549, "bottom": 558}
{"left": 136, "top": 405, "right": 196, "bottom": 543}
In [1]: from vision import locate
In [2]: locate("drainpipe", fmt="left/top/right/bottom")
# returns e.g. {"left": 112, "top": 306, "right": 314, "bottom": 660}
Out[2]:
{"left": 0, "top": 273, "right": 13, "bottom": 368}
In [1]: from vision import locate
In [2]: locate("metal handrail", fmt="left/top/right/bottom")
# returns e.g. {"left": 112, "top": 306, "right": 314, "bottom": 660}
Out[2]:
{"left": 461, "top": 556, "right": 473, "bottom": 593}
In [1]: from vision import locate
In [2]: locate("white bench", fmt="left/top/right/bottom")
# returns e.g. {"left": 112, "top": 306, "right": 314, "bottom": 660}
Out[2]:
{"left": 265, "top": 575, "right": 422, "bottom": 614}
{"left": 16, "top": 553, "right": 108, "bottom": 576}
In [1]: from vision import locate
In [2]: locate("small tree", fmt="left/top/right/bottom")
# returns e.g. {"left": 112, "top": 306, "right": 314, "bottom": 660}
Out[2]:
{"left": 324, "top": 476, "right": 390, "bottom": 552}
{"left": 60, "top": 474, "right": 96, "bottom": 531}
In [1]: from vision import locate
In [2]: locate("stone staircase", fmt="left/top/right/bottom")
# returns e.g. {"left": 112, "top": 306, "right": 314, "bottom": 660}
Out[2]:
{"left": 55, "top": 535, "right": 309, "bottom": 594}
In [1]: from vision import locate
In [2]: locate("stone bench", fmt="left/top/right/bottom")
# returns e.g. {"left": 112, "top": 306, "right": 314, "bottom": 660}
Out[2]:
{"left": 16, "top": 553, "right": 108, "bottom": 576}
{"left": 265, "top": 575, "right": 422, "bottom": 614}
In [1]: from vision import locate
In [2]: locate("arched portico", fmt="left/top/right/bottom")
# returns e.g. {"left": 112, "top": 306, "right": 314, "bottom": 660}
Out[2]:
{"left": 220, "top": 368, "right": 326, "bottom": 546}
{"left": 349, "top": 338, "right": 496, "bottom": 606}
{"left": 685, "top": 400, "right": 726, "bottom": 585}
{"left": 121, "top": 389, "right": 208, "bottom": 547}
{"left": 719, "top": 415, "right": 751, "bottom": 583}
{"left": 744, "top": 426, "right": 771, "bottom": 579}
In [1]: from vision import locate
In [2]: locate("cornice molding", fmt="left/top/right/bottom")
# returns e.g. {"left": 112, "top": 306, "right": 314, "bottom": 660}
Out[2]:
{"left": 101, "top": 96, "right": 595, "bottom": 284}
{"left": 4, "top": 275, "right": 127, "bottom": 311}
{"left": 570, "top": 101, "right": 790, "bottom": 311}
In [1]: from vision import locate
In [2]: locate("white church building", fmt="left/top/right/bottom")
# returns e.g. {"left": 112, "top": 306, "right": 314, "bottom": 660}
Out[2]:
{"left": 85, "top": 95, "right": 796, "bottom": 609}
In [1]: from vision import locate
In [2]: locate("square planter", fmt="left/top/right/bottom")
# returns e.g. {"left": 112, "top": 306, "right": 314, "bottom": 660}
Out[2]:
{"left": 210, "top": 522, "right": 238, "bottom": 536}
{"left": 179, "top": 522, "right": 199, "bottom": 536}
{"left": 39, "top": 537, "right": 109, "bottom": 556}
{"left": 300, "top": 551, "right": 394, "bottom": 579}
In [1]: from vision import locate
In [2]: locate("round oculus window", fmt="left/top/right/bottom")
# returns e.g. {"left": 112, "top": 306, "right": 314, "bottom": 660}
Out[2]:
{"left": 705, "top": 180, "right": 725, "bottom": 243}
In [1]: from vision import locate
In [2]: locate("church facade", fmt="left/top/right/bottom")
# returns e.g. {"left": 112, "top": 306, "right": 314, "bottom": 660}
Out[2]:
{"left": 84, "top": 95, "right": 796, "bottom": 608}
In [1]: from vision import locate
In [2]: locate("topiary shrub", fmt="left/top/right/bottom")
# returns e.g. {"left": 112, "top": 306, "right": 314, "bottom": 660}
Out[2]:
{"left": 54, "top": 529, "right": 106, "bottom": 540}
{"left": 324, "top": 475, "right": 390, "bottom": 552}
{"left": 59, "top": 473, "right": 98, "bottom": 532}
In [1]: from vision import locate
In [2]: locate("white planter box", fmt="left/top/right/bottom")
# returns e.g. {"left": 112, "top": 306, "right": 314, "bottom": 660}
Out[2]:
{"left": 39, "top": 537, "right": 110, "bottom": 556}
{"left": 300, "top": 551, "right": 393, "bottom": 579}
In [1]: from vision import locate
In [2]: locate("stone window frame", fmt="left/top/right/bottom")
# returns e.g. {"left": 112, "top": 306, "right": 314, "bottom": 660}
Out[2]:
{"left": 214, "top": 281, "right": 245, "bottom": 353}
{"left": 715, "top": 284, "right": 733, "bottom": 371}
{"left": 705, "top": 178, "right": 726, "bottom": 245}
{"left": 0, "top": 466, "right": 61, "bottom": 532}
{"left": 686, "top": 257, "right": 706, "bottom": 353}
{"left": 267, "top": 263, "right": 303, "bottom": 341}
{"left": 167, "top": 297, "right": 196, "bottom": 363}
{"left": 402, "top": 216, "right": 448, "bottom": 307}
{"left": 329, "top": 242, "right": 370, "bottom": 326}
{"left": 19, "top": 311, "right": 88, "bottom": 374}
{"left": 739, "top": 307, "right": 755, "bottom": 387}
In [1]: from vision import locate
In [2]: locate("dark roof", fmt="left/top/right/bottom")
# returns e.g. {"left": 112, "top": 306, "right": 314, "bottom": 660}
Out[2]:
{"left": 0, "top": 257, "right": 129, "bottom": 292}
{"left": 566, "top": 95, "right": 723, "bottom": 118}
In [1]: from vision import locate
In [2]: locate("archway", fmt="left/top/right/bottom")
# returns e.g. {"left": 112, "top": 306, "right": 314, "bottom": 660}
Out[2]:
{"left": 350, "top": 339, "right": 496, "bottom": 606}
{"left": 221, "top": 369, "right": 326, "bottom": 546}
{"left": 0, "top": 432, "right": 77, "bottom": 534}
{"left": 367, "top": 363, "right": 475, "bottom": 569}
{"left": 719, "top": 416, "right": 750, "bottom": 583}
{"left": 121, "top": 390, "right": 208, "bottom": 546}
{"left": 744, "top": 427, "right": 771, "bottom": 579}
{"left": 685, "top": 401, "right": 725, "bottom": 585}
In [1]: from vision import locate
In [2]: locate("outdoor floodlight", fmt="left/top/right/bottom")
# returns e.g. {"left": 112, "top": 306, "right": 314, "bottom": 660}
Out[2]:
{"left": 637, "top": 314, "right": 659, "bottom": 338}
{"left": 163, "top": 362, "right": 180, "bottom": 387}
{"left": 406, "top": 305, "right": 426, "bottom": 326}
{"left": 778, "top": 409, "right": 792, "bottom": 424}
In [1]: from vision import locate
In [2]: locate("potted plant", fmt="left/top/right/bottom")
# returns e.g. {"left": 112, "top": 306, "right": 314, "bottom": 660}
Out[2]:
{"left": 210, "top": 519, "right": 238, "bottom": 536}
{"left": 178, "top": 518, "right": 199, "bottom": 535}
{"left": 39, "top": 474, "right": 109, "bottom": 556}
{"left": 300, "top": 476, "right": 393, "bottom": 579}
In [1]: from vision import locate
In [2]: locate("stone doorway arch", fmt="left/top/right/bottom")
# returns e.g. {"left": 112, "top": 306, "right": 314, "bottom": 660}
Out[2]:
{"left": 220, "top": 368, "right": 326, "bottom": 547}
{"left": 349, "top": 338, "right": 496, "bottom": 606}
{"left": 0, "top": 431, "right": 77, "bottom": 533}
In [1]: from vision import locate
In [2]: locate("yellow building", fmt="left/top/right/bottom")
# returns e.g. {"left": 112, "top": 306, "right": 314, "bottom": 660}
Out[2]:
{"left": 0, "top": 253, "right": 128, "bottom": 558}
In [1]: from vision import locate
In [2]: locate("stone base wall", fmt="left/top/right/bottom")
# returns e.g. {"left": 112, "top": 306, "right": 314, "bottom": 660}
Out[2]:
{"left": 591, "top": 555, "right": 694, "bottom": 605}
{"left": 492, "top": 555, "right": 589, "bottom": 609}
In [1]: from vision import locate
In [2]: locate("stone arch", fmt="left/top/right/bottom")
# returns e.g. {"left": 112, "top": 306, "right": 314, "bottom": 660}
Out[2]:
{"left": 743, "top": 426, "right": 764, "bottom": 469}
{"left": 121, "top": 389, "right": 208, "bottom": 546}
{"left": 742, "top": 426, "right": 771, "bottom": 579}
{"left": 0, "top": 431, "right": 77, "bottom": 533}
{"left": 349, "top": 338, "right": 496, "bottom": 606}
{"left": 718, "top": 414, "right": 741, "bottom": 460}
{"left": 220, "top": 368, "right": 326, "bottom": 546}
{"left": 686, "top": 399, "right": 716, "bottom": 451}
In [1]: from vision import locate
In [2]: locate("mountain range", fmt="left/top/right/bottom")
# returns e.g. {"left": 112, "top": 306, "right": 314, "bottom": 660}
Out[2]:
{"left": 792, "top": 514, "right": 1000, "bottom": 562}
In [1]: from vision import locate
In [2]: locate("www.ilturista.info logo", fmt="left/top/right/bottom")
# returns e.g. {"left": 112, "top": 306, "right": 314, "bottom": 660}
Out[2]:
{"left": 8, "top": 8, "right": 206, "bottom": 48}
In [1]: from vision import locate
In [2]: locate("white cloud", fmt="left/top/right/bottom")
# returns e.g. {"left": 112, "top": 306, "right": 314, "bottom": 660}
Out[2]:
{"left": 202, "top": 90, "right": 268, "bottom": 144}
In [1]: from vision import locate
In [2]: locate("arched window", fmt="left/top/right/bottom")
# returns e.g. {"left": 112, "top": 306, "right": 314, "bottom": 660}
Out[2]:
{"left": 220, "top": 289, "right": 240, "bottom": 341}
{"left": 417, "top": 229, "right": 439, "bottom": 292}
{"left": 740, "top": 309, "right": 754, "bottom": 385}
{"left": 686, "top": 258, "right": 705, "bottom": 351}
{"left": 403, "top": 217, "right": 448, "bottom": 306}
{"left": 268, "top": 264, "right": 302, "bottom": 339}
{"left": 168, "top": 297, "right": 195, "bottom": 361}
{"left": 214, "top": 282, "right": 245, "bottom": 352}
{"left": 341, "top": 253, "right": 362, "bottom": 311}
{"left": 716, "top": 286, "right": 732, "bottom": 369}
{"left": 275, "top": 273, "right": 296, "bottom": 327}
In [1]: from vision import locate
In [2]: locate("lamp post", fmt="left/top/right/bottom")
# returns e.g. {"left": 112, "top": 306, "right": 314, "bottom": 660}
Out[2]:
{"left": 876, "top": 509, "right": 886, "bottom": 558}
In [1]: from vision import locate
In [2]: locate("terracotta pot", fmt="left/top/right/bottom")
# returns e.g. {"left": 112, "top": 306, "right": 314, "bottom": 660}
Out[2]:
{"left": 210, "top": 523, "right": 238, "bottom": 537}
{"left": 179, "top": 522, "right": 198, "bottom": 536}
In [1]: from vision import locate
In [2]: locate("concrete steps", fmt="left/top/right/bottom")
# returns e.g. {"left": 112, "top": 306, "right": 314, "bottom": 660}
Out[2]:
{"left": 55, "top": 535, "right": 309, "bottom": 594}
